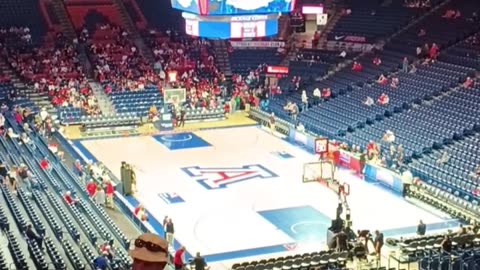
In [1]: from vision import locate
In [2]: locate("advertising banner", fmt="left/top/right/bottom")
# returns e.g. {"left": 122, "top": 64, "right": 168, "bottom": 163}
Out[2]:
{"left": 230, "top": 41, "right": 285, "bottom": 48}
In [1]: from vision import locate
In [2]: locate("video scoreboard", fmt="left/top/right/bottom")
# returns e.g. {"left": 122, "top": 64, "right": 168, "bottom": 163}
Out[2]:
{"left": 171, "top": 0, "right": 296, "bottom": 16}
{"left": 183, "top": 13, "right": 278, "bottom": 39}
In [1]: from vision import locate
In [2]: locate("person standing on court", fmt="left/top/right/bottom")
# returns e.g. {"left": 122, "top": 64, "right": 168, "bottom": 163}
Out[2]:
{"left": 373, "top": 230, "right": 384, "bottom": 257}
{"left": 166, "top": 218, "right": 175, "bottom": 247}
{"left": 417, "top": 220, "right": 426, "bottom": 236}
{"left": 179, "top": 108, "right": 186, "bottom": 127}
{"left": 163, "top": 216, "right": 168, "bottom": 238}
{"left": 336, "top": 230, "right": 348, "bottom": 251}
{"left": 173, "top": 246, "right": 185, "bottom": 270}
{"left": 269, "top": 112, "right": 275, "bottom": 134}
{"left": 193, "top": 252, "right": 209, "bottom": 270}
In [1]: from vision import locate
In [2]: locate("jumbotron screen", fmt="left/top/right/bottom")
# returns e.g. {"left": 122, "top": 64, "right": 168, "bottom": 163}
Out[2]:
{"left": 183, "top": 13, "right": 278, "bottom": 39}
{"left": 172, "top": 0, "right": 296, "bottom": 16}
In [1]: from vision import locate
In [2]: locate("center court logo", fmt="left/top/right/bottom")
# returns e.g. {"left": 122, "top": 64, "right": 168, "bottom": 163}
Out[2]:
{"left": 181, "top": 164, "right": 278, "bottom": 189}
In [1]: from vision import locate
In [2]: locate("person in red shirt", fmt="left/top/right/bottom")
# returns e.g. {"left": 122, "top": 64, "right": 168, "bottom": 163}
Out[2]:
{"left": 378, "top": 93, "right": 389, "bottom": 105}
{"left": 321, "top": 88, "right": 331, "bottom": 100}
{"left": 64, "top": 191, "right": 78, "bottom": 205}
{"left": 173, "top": 246, "right": 186, "bottom": 270}
{"left": 86, "top": 180, "right": 97, "bottom": 197}
{"left": 39, "top": 157, "right": 49, "bottom": 171}
{"left": 104, "top": 180, "right": 114, "bottom": 209}
{"left": 134, "top": 205, "right": 148, "bottom": 221}
{"left": 463, "top": 77, "right": 474, "bottom": 88}
{"left": 377, "top": 74, "right": 388, "bottom": 85}
{"left": 429, "top": 43, "right": 438, "bottom": 60}
{"left": 352, "top": 62, "right": 362, "bottom": 72}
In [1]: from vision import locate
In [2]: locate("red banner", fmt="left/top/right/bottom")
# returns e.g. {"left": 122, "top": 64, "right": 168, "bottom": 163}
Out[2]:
{"left": 267, "top": 66, "right": 289, "bottom": 74}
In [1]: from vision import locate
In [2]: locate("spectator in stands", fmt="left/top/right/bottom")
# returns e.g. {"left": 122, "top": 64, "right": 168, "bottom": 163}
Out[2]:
{"left": 301, "top": 90, "right": 308, "bottom": 112}
{"left": 64, "top": 191, "right": 79, "bottom": 204}
{"left": 321, "top": 88, "right": 331, "bottom": 100}
{"left": 363, "top": 96, "right": 374, "bottom": 106}
{"left": 0, "top": 113, "right": 4, "bottom": 134}
{"left": 442, "top": 9, "right": 456, "bottom": 19}
{"left": 373, "top": 230, "right": 384, "bottom": 257}
{"left": 417, "top": 220, "right": 426, "bottom": 235}
{"left": 0, "top": 161, "right": 6, "bottom": 183}
{"left": 7, "top": 128, "right": 19, "bottom": 139}
{"left": 297, "top": 122, "right": 305, "bottom": 133}
{"left": 390, "top": 77, "right": 399, "bottom": 88}
{"left": 416, "top": 46, "right": 422, "bottom": 59}
{"left": 409, "top": 64, "right": 417, "bottom": 74}
{"left": 93, "top": 185, "right": 106, "bottom": 206}
{"left": 463, "top": 77, "right": 474, "bottom": 88}
{"left": 6, "top": 166, "right": 17, "bottom": 192}
{"left": 93, "top": 252, "right": 110, "bottom": 270}
{"left": 458, "top": 224, "right": 467, "bottom": 235}
{"left": 417, "top": 29, "right": 426, "bottom": 37}
{"left": 284, "top": 101, "right": 298, "bottom": 122}
{"left": 134, "top": 205, "right": 148, "bottom": 221}
{"left": 20, "top": 132, "right": 35, "bottom": 149}
{"left": 441, "top": 235, "right": 452, "bottom": 253}
{"left": 402, "top": 57, "right": 409, "bottom": 72}
{"left": 25, "top": 224, "right": 43, "bottom": 249}
{"left": 269, "top": 113, "right": 275, "bottom": 134}
{"left": 165, "top": 218, "right": 175, "bottom": 247}
{"left": 193, "top": 252, "right": 209, "bottom": 270}
{"left": 382, "top": 130, "right": 396, "bottom": 143}
{"left": 377, "top": 93, "right": 390, "bottom": 105}
{"left": 39, "top": 157, "right": 49, "bottom": 171}
{"left": 104, "top": 180, "right": 114, "bottom": 209}
{"left": 74, "top": 159, "right": 84, "bottom": 182}
{"left": 377, "top": 74, "right": 388, "bottom": 85}
{"left": 436, "top": 151, "right": 450, "bottom": 165}
{"left": 352, "top": 62, "right": 362, "bottom": 72}
{"left": 373, "top": 57, "right": 381, "bottom": 66}
{"left": 86, "top": 179, "right": 97, "bottom": 197}
{"left": 366, "top": 140, "right": 378, "bottom": 159}
{"left": 429, "top": 43, "right": 439, "bottom": 60}
{"left": 18, "top": 164, "right": 33, "bottom": 192}
{"left": 313, "top": 88, "right": 321, "bottom": 105}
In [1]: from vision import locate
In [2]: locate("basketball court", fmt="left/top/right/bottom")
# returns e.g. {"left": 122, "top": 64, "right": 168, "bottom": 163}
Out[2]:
{"left": 72, "top": 126, "right": 459, "bottom": 265}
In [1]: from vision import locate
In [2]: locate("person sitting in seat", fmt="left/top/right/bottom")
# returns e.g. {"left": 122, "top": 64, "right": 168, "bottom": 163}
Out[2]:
{"left": 321, "top": 88, "right": 331, "bottom": 100}
{"left": 454, "top": 10, "right": 462, "bottom": 19}
{"left": 364, "top": 96, "right": 374, "bottom": 106}
{"left": 373, "top": 57, "right": 382, "bottom": 66}
{"left": 377, "top": 74, "right": 388, "bottom": 85}
{"left": 377, "top": 93, "right": 389, "bottom": 105}
{"left": 436, "top": 151, "right": 450, "bottom": 165}
{"left": 417, "top": 29, "right": 426, "bottom": 37}
{"left": 135, "top": 204, "right": 148, "bottom": 221}
{"left": 86, "top": 179, "right": 97, "bottom": 197}
{"left": 390, "top": 77, "right": 399, "bottom": 88}
{"left": 382, "top": 130, "right": 395, "bottom": 143}
{"left": 93, "top": 252, "right": 109, "bottom": 270}
{"left": 442, "top": 9, "right": 455, "bottom": 19}
{"left": 463, "top": 77, "right": 474, "bottom": 88}
{"left": 64, "top": 191, "right": 79, "bottom": 204}
{"left": 352, "top": 61, "right": 362, "bottom": 72}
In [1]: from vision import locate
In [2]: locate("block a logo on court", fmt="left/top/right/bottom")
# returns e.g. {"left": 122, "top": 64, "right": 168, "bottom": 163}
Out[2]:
{"left": 158, "top": 192, "right": 185, "bottom": 204}
{"left": 181, "top": 164, "right": 278, "bottom": 189}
